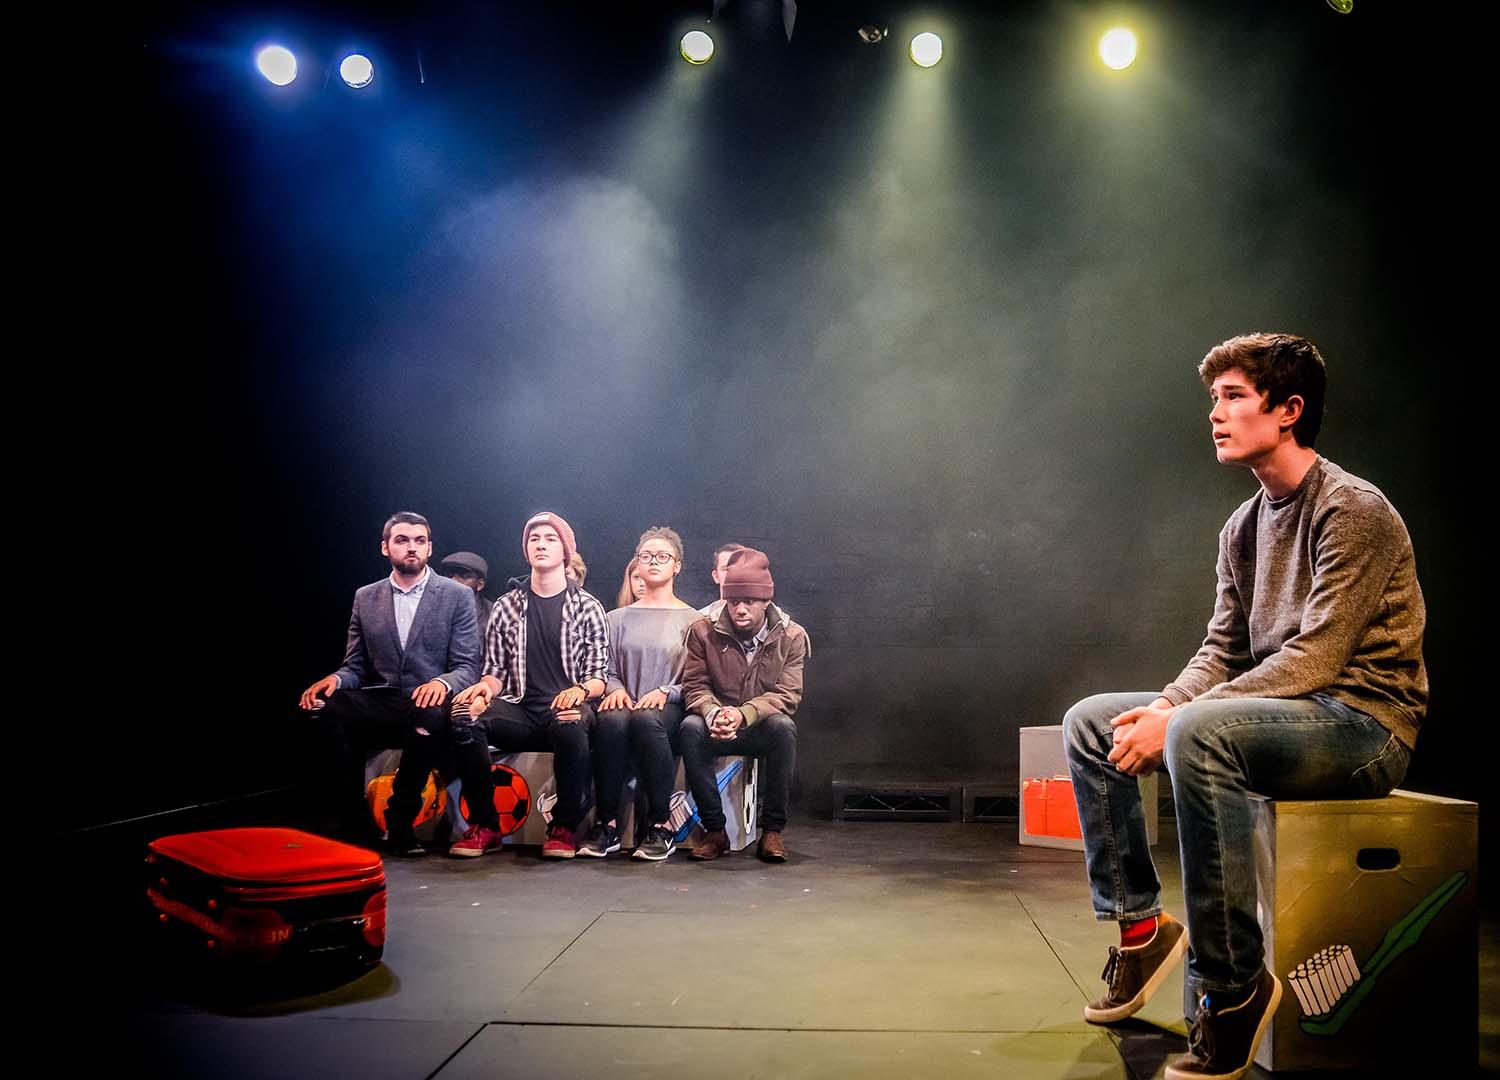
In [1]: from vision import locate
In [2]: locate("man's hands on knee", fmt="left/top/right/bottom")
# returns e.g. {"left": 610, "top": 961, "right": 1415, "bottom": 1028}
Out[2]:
{"left": 1107, "top": 697, "right": 1175, "bottom": 775}
{"left": 453, "top": 677, "right": 497, "bottom": 718}
{"left": 411, "top": 679, "right": 449, "bottom": 709}
{"left": 551, "top": 684, "right": 587, "bottom": 712}
{"left": 300, "top": 675, "right": 338, "bottom": 711}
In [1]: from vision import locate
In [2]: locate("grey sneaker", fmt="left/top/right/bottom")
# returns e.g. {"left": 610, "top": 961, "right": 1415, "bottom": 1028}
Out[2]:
{"left": 1165, "top": 968, "right": 1282, "bottom": 1080}
{"left": 576, "top": 822, "right": 620, "bottom": 858}
{"left": 1083, "top": 912, "right": 1188, "bottom": 1023}
{"left": 632, "top": 825, "right": 676, "bottom": 861}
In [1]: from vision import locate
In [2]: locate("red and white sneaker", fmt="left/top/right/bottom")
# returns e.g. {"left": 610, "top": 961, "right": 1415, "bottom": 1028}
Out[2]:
{"left": 448, "top": 825, "right": 503, "bottom": 858}
{"left": 541, "top": 824, "right": 577, "bottom": 859}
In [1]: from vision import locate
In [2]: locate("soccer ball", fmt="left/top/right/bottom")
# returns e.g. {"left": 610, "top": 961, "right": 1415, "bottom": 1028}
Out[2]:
{"left": 489, "top": 763, "right": 531, "bottom": 836}
{"left": 458, "top": 763, "right": 532, "bottom": 836}
{"left": 366, "top": 771, "right": 445, "bottom": 832}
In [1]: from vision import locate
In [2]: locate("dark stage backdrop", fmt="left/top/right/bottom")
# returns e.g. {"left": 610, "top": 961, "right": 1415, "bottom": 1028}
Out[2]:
{"left": 111, "top": 1, "right": 1471, "bottom": 834}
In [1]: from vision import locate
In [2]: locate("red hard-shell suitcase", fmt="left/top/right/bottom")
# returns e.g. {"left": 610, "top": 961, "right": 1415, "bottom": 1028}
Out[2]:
{"left": 146, "top": 828, "right": 386, "bottom": 968}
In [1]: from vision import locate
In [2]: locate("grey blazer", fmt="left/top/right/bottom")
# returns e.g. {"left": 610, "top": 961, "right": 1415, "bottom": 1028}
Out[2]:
{"left": 333, "top": 572, "right": 481, "bottom": 694}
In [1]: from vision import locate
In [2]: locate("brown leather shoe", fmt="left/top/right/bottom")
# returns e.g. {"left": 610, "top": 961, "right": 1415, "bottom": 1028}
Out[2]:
{"left": 690, "top": 829, "right": 731, "bottom": 860}
{"left": 757, "top": 830, "right": 786, "bottom": 862}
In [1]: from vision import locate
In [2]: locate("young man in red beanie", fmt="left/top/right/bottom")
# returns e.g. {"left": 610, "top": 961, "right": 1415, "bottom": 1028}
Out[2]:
{"left": 681, "top": 547, "right": 810, "bottom": 863}
{"left": 449, "top": 512, "right": 609, "bottom": 858}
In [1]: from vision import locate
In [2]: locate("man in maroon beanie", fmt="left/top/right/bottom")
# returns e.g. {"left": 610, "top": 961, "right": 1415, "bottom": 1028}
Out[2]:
{"left": 680, "top": 547, "right": 810, "bottom": 863}
{"left": 449, "top": 511, "right": 609, "bottom": 859}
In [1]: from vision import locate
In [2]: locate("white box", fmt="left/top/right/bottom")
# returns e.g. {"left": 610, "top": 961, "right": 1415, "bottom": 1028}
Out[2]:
{"left": 666, "top": 756, "right": 759, "bottom": 853}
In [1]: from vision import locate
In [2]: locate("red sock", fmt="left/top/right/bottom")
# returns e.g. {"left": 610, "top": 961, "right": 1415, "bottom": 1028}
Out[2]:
{"left": 1120, "top": 915, "right": 1157, "bottom": 947}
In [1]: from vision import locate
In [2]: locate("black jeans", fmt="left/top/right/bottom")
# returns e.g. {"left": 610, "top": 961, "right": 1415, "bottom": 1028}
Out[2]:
{"left": 306, "top": 687, "right": 451, "bottom": 838}
{"left": 600, "top": 703, "right": 685, "bottom": 825}
{"left": 454, "top": 698, "right": 595, "bottom": 831}
{"left": 680, "top": 711, "right": 796, "bottom": 833}
{"left": 590, "top": 707, "right": 631, "bottom": 824}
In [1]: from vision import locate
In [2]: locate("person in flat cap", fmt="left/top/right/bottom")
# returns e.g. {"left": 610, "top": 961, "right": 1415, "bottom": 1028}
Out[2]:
{"left": 680, "top": 547, "right": 810, "bottom": 864}
{"left": 440, "top": 550, "right": 493, "bottom": 642}
{"left": 449, "top": 512, "right": 609, "bottom": 860}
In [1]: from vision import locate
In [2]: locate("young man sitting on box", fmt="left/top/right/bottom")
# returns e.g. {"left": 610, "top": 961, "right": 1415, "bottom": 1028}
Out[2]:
{"left": 1062, "top": 333, "right": 1427, "bottom": 1080}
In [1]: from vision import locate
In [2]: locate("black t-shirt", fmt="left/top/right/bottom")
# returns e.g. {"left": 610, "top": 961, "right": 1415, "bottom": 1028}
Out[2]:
{"left": 521, "top": 588, "right": 571, "bottom": 709}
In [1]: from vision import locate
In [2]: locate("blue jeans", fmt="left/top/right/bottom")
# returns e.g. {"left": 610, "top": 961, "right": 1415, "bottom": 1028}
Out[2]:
{"left": 1064, "top": 691, "right": 1409, "bottom": 997}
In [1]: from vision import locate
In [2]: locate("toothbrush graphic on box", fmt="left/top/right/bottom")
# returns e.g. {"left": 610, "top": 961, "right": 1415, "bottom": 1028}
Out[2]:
{"left": 1291, "top": 870, "right": 1468, "bottom": 1036}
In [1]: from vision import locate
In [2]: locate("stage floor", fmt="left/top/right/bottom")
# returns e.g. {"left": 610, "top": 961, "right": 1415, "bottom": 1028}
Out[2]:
{"left": 81, "top": 816, "right": 1496, "bottom": 1078}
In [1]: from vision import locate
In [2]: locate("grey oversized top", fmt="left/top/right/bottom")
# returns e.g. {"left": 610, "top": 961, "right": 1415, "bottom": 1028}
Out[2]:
{"left": 604, "top": 605, "right": 703, "bottom": 702}
{"left": 1163, "top": 457, "right": 1427, "bottom": 748}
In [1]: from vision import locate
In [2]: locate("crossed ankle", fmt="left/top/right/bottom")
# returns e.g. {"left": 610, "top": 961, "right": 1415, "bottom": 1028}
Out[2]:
{"left": 1120, "top": 914, "right": 1159, "bottom": 947}
{"left": 1197, "top": 979, "right": 1259, "bottom": 1011}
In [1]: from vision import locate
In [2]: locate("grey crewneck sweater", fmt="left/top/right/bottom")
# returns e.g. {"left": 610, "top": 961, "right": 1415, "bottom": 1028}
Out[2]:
{"left": 1163, "top": 457, "right": 1427, "bottom": 748}
{"left": 604, "top": 605, "right": 701, "bottom": 702}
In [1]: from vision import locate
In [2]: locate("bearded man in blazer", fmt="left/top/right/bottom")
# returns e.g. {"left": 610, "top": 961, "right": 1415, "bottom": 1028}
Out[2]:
{"left": 299, "top": 511, "right": 480, "bottom": 852}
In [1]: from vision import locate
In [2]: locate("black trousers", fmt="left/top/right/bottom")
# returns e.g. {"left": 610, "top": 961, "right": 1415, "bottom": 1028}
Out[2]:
{"left": 605, "top": 703, "right": 686, "bottom": 825}
{"left": 454, "top": 698, "right": 595, "bottom": 832}
{"left": 680, "top": 712, "right": 796, "bottom": 833}
{"left": 306, "top": 687, "right": 452, "bottom": 839}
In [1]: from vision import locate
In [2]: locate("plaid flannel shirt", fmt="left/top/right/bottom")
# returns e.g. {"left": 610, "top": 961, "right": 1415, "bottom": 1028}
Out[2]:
{"left": 480, "top": 581, "right": 609, "bottom": 703}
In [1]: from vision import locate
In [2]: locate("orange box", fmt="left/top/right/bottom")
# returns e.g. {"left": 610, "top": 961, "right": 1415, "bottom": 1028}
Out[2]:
{"left": 1022, "top": 776, "right": 1083, "bottom": 839}
{"left": 1020, "top": 725, "right": 1158, "bottom": 851}
{"left": 1044, "top": 776, "right": 1082, "bottom": 839}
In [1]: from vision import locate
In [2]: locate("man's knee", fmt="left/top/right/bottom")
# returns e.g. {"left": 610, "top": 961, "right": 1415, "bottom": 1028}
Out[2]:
{"left": 305, "top": 704, "right": 340, "bottom": 734}
{"left": 1162, "top": 702, "right": 1223, "bottom": 775}
{"left": 680, "top": 714, "right": 709, "bottom": 748}
{"left": 1064, "top": 695, "right": 1116, "bottom": 760}
{"left": 759, "top": 713, "right": 797, "bottom": 746}
{"left": 413, "top": 702, "right": 451, "bottom": 738}
{"left": 552, "top": 714, "right": 591, "bottom": 753}
{"left": 450, "top": 712, "right": 489, "bottom": 750}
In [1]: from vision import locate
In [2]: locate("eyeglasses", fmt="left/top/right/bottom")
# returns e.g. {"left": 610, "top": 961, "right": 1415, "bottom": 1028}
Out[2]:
{"left": 636, "top": 551, "right": 677, "bottom": 566}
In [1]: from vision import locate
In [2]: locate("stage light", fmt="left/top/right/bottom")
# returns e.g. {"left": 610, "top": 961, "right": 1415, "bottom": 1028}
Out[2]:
{"left": 1099, "top": 28, "right": 1137, "bottom": 70}
{"left": 680, "top": 31, "right": 714, "bottom": 65}
{"left": 256, "top": 45, "right": 298, "bottom": 86}
{"left": 340, "top": 54, "right": 374, "bottom": 88}
{"left": 909, "top": 32, "right": 943, "bottom": 68}
{"left": 1327, "top": 0, "right": 1353, "bottom": 12}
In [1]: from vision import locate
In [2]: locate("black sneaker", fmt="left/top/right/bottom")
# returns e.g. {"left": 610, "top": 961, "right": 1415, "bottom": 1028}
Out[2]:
{"left": 632, "top": 825, "right": 676, "bottom": 862}
{"left": 384, "top": 829, "right": 427, "bottom": 858}
{"left": 1083, "top": 912, "right": 1188, "bottom": 1023}
{"left": 576, "top": 822, "right": 620, "bottom": 858}
{"left": 1165, "top": 968, "right": 1283, "bottom": 1080}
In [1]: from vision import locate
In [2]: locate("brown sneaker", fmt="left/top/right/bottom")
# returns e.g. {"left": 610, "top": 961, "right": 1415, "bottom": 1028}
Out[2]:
{"left": 1083, "top": 912, "right": 1188, "bottom": 1023}
{"left": 756, "top": 830, "right": 786, "bottom": 862}
{"left": 1165, "top": 968, "right": 1282, "bottom": 1080}
{"left": 690, "top": 829, "right": 731, "bottom": 860}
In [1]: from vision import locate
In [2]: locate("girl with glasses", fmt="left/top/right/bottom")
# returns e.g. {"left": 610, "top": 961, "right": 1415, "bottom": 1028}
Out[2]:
{"left": 578, "top": 526, "right": 700, "bottom": 860}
